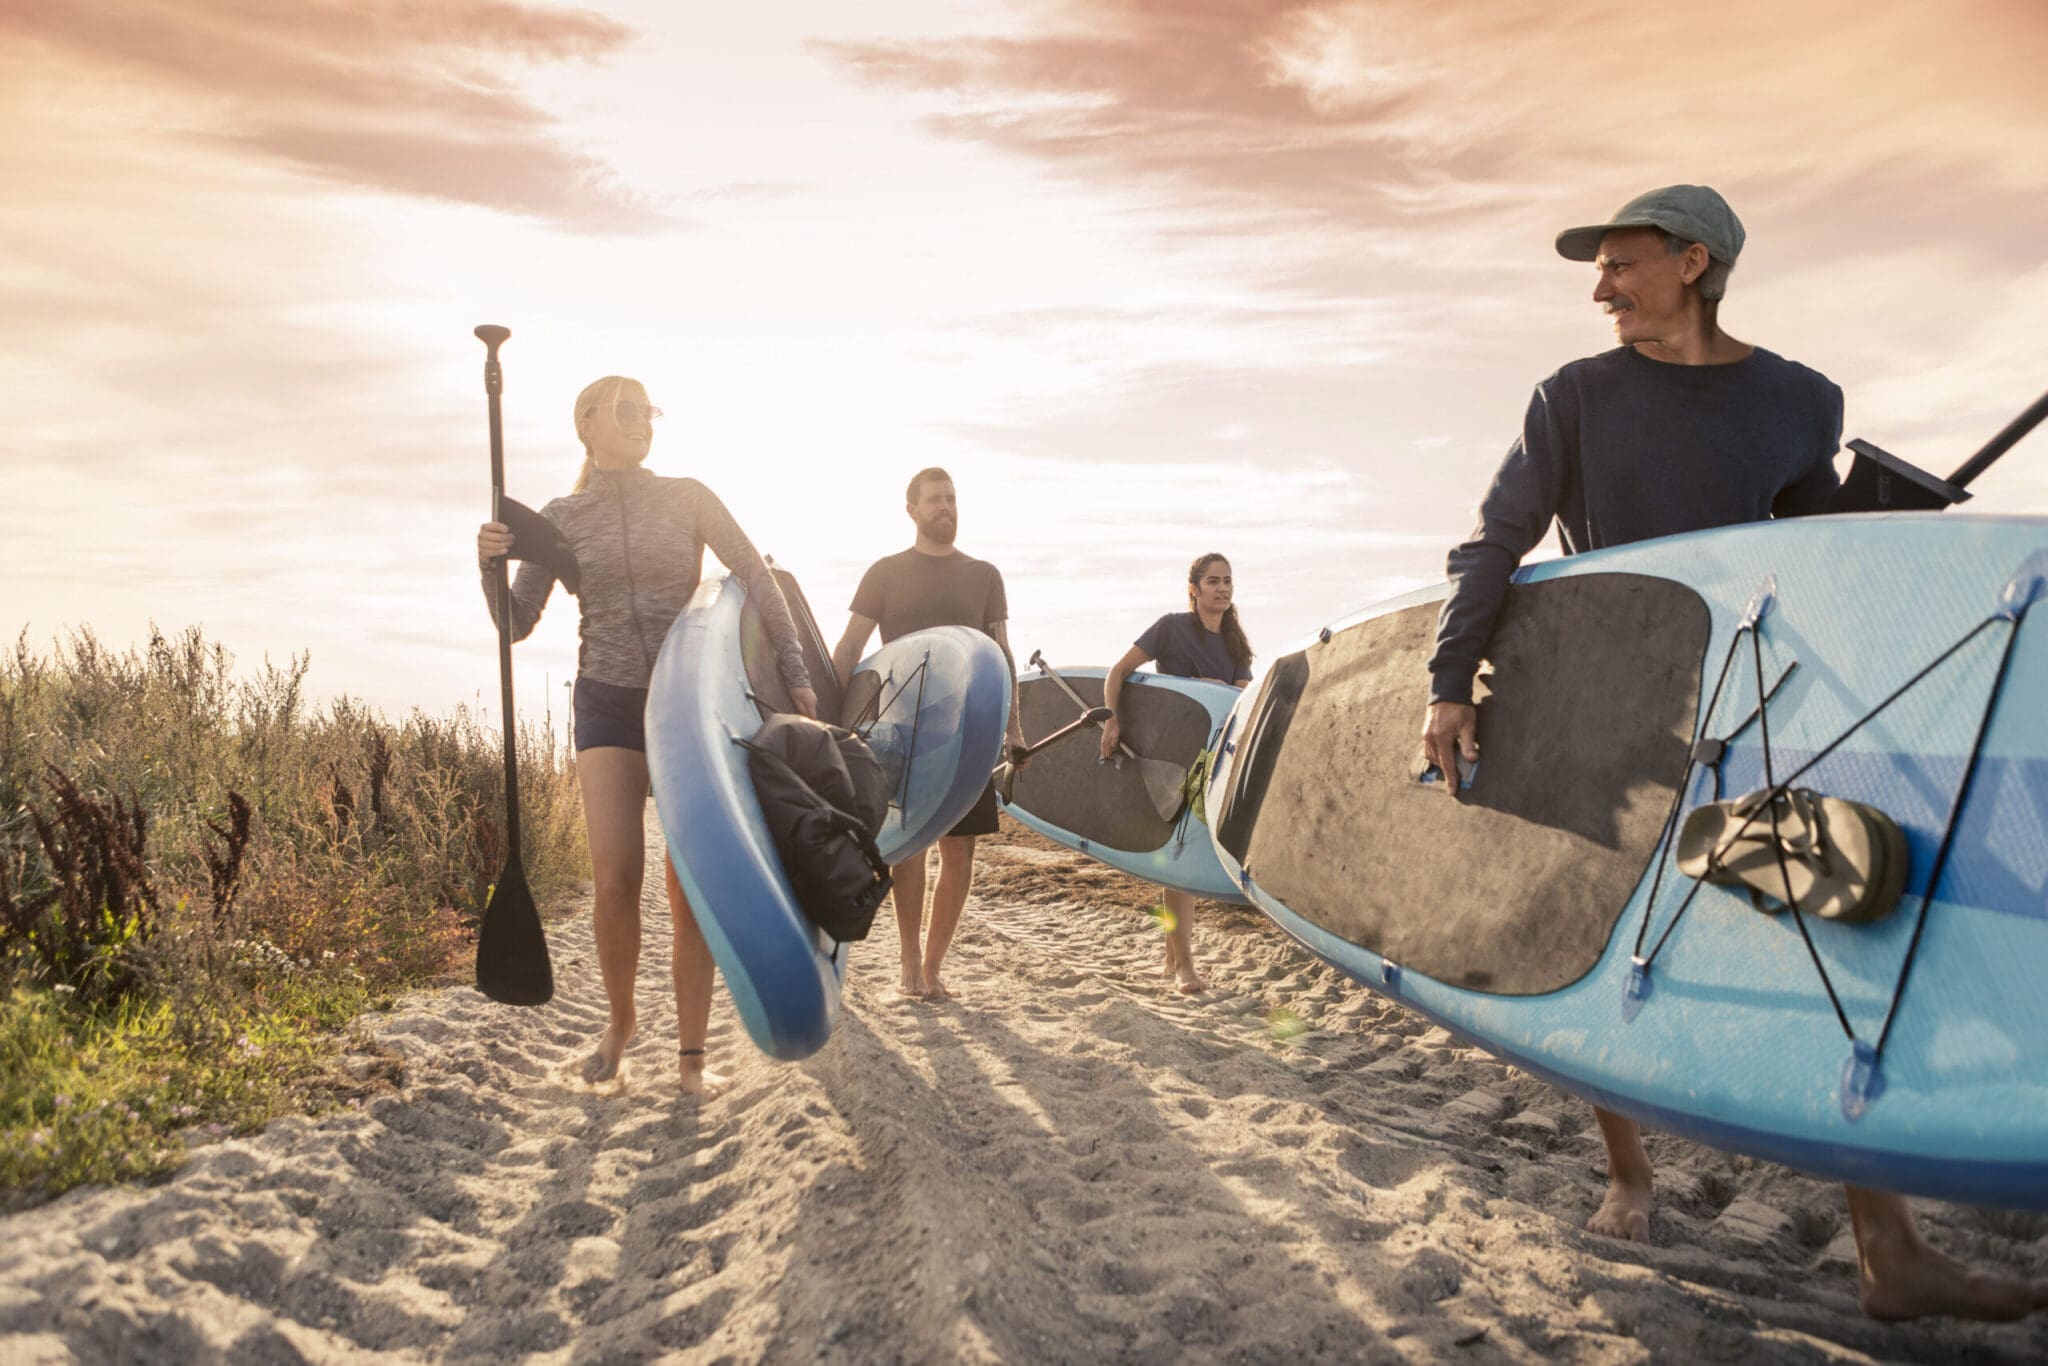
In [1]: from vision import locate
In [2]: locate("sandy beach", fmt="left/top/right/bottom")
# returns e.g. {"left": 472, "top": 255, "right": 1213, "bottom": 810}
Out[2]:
{"left": 2, "top": 809, "right": 2043, "bottom": 1365}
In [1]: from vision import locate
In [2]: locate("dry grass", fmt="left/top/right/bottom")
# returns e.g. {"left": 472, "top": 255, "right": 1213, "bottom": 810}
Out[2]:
{"left": 0, "top": 625, "right": 588, "bottom": 1203}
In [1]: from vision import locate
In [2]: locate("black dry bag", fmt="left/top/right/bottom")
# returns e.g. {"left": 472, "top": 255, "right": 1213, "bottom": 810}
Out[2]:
{"left": 744, "top": 713, "right": 892, "bottom": 943}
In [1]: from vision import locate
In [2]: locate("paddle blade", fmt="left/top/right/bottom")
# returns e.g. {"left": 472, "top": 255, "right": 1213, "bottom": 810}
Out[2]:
{"left": 498, "top": 496, "right": 583, "bottom": 594}
{"left": 477, "top": 861, "right": 554, "bottom": 1006}
{"left": 1136, "top": 755, "right": 1189, "bottom": 823}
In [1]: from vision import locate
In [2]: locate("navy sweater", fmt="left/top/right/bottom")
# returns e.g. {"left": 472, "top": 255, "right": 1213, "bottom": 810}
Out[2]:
{"left": 1428, "top": 346, "right": 1842, "bottom": 705}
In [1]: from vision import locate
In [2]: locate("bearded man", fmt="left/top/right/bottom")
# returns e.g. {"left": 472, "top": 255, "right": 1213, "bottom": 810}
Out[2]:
{"left": 833, "top": 467, "right": 1027, "bottom": 1000}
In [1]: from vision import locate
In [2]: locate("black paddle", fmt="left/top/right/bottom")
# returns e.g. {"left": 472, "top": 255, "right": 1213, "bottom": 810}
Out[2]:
{"left": 474, "top": 323, "right": 555, "bottom": 1007}
{"left": 993, "top": 706, "right": 1113, "bottom": 804}
{"left": 1832, "top": 385, "right": 2048, "bottom": 512}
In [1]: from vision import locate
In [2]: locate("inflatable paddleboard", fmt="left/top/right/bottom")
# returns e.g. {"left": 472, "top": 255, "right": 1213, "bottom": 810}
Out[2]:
{"left": 648, "top": 570, "right": 1011, "bottom": 1060}
{"left": 838, "top": 626, "right": 1014, "bottom": 860}
{"left": 1001, "top": 667, "right": 1247, "bottom": 902}
{"left": 1206, "top": 515, "right": 2048, "bottom": 1208}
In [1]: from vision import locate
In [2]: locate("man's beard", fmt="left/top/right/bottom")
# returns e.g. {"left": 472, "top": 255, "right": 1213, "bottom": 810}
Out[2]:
{"left": 919, "top": 513, "right": 957, "bottom": 545}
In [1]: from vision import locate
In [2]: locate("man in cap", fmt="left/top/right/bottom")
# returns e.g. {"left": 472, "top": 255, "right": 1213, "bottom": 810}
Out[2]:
{"left": 1418, "top": 186, "right": 2048, "bottom": 1321}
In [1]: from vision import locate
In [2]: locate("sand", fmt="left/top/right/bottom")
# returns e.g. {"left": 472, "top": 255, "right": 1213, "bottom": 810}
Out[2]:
{"left": 2, "top": 809, "right": 2043, "bottom": 1364}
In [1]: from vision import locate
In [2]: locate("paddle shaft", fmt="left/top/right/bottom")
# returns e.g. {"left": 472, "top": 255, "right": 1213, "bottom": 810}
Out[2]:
{"left": 1016, "top": 706, "right": 1113, "bottom": 759}
{"left": 1947, "top": 387, "right": 2048, "bottom": 491}
{"left": 994, "top": 707, "right": 1112, "bottom": 802}
{"left": 1029, "top": 650, "right": 1140, "bottom": 762}
{"left": 478, "top": 324, "right": 521, "bottom": 863}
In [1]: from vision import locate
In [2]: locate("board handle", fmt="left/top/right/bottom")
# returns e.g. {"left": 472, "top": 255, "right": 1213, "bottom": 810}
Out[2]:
{"left": 1414, "top": 758, "right": 1478, "bottom": 791}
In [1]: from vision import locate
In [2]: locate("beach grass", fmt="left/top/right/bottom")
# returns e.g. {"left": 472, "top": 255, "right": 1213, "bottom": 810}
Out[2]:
{"left": 0, "top": 625, "right": 587, "bottom": 1206}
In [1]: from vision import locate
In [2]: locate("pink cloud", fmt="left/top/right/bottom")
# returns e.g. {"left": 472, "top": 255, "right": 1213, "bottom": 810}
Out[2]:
{"left": 4, "top": 0, "right": 672, "bottom": 231}
{"left": 821, "top": 0, "right": 2048, "bottom": 258}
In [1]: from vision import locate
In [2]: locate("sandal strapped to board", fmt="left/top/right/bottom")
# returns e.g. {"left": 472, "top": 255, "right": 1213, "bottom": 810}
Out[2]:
{"left": 1675, "top": 786, "right": 1910, "bottom": 924}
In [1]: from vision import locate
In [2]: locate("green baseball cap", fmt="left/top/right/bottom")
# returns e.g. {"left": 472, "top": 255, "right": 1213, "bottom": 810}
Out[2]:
{"left": 1555, "top": 184, "right": 1745, "bottom": 265}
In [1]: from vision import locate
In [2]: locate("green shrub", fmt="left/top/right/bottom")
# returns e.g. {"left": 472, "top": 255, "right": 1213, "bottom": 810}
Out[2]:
{"left": 0, "top": 767, "right": 159, "bottom": 1005}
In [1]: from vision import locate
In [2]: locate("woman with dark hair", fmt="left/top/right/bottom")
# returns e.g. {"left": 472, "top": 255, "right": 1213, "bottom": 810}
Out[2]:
{"left": 475, "top": 375, "right": 816, "bottom": 1096}
{"left": 1099, "top": 553, "right": 1252, "bottom": 992}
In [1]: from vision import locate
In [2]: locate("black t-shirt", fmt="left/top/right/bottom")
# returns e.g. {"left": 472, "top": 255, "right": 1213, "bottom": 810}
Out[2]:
{"left": 1136, "top": 612, "right": 1251, "bottom": 683}
{"left": 850, "top": 548, "right": 1008, "bottom": 644}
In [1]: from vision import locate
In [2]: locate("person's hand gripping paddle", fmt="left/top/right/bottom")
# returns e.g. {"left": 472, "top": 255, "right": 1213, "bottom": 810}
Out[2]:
{"left": 1028, "top": 650, "right": 1189, "bottom": 821}
{"left": 473, "top": 324, "right": 555, "bottom": 1007}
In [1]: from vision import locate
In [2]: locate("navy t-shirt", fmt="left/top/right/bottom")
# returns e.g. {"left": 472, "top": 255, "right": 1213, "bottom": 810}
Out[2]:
{"left": 1136, "top": 612, "right": 1251, "bottom": 684}
{"left": 1428, "top": 346, "right": 1843, "bottom": 704}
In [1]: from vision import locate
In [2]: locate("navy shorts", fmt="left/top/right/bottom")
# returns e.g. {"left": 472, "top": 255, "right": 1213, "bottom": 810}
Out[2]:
{"left": 947, "top": 779, "right": 1000, "bottom": 838}
{"left": 573, "top": 677, "right": 649, "bottom": 752}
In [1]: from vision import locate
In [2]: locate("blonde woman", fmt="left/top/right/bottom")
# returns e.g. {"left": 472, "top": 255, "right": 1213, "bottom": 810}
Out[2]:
{"left": 476, "top": 376, "right": 815, "bottom": 1094}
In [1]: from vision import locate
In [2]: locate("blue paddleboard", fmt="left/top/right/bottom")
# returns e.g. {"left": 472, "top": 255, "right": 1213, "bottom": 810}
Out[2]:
{"left": 646, "top": 572, "right": 1011, "bottom": 1060}
{"left": 843, "top": 625, "right": 1015, "bottom": 861}
{"left": 1001, "top": 667, "right": 1247, "bottom": 902}
{"left": 1206, "top": 515, "right": 2048, "bottom": 1208}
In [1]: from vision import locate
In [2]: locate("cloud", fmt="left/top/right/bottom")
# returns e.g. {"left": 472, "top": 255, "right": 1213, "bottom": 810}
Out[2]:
{"left": 820, "top": 0, "right": 2048, "bottom": 520}
{"left": 221, "top": 125, "right": 675, "bottom": 233}
{"left": 2, "top": 0, "right": 672, "bottom": 232}
{"left": 682, "top": 181, "right": 818, "bottom": 203}
{"left": 822, "top": 0, "right": 2048, "bottom": 260}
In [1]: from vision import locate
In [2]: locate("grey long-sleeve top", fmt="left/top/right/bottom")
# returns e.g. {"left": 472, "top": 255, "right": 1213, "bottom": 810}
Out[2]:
{"left": 481, "top": 465, "right": 811, "bottom": 693}
{"left": 1428, "top": 346, "right": 1842, "bottom": 705}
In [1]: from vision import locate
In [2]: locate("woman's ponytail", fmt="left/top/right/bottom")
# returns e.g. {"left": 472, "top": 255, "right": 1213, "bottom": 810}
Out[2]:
{"left": 570, "top": 375, "right": 628, "bottom": 493}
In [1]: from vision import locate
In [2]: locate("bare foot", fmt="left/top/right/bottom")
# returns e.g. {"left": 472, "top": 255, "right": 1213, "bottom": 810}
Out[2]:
{"left": 1861, "top": 1248, "right": 2048, "bottom": 1322}
{"left": 896, "top": 967, "right": 929, "bottom": 999}
{"left": 1587, "top": 1106, "right": 1653, "bottom": 1242}
{"left": 1587, "top": 1173, "right": 1652, "bottom": 1242}
{"left": 677, "top": 1056, "right": 733, "bottom": 1100}
{"left": 1164, "top": 934, "right": 1206, "bottom": 993}
{"left": 580, "top": 1022, "right": 636, "bottom": 1084}
{"left": 923, "top": 975, "right": 956, "bottom": 1001}
{"left": 1855, "top": 1198, "right": 2048, "bottom": 1321}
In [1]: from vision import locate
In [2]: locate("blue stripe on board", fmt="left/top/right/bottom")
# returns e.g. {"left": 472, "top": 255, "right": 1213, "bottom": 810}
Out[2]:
{"left": 1692, "top": 750, "right": 2048, "bottom": 923}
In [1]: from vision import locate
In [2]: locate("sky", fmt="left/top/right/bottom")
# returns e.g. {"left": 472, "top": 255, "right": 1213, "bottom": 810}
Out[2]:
{"left": 4, "top": 0, "right": 2046, "bottom": 727}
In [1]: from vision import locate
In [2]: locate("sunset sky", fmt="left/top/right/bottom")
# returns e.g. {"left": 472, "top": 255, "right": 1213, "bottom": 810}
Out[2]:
{"left": 5, "top": 1, "right": 2046, "bottom": 726}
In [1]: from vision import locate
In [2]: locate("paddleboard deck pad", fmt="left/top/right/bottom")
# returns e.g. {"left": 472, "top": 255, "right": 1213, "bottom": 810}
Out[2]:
{"left": 1206, "top": 515, "right": 2048, "bottom": 1208}
{"left": 1003, "top": 668, "right": 1248, "bottom": 902}
{"left": 1219, "top": 574, "right": 1706, "bottom": 992}
{"left": 649, "top": 571, "right": 1011, "bottom": 1061}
